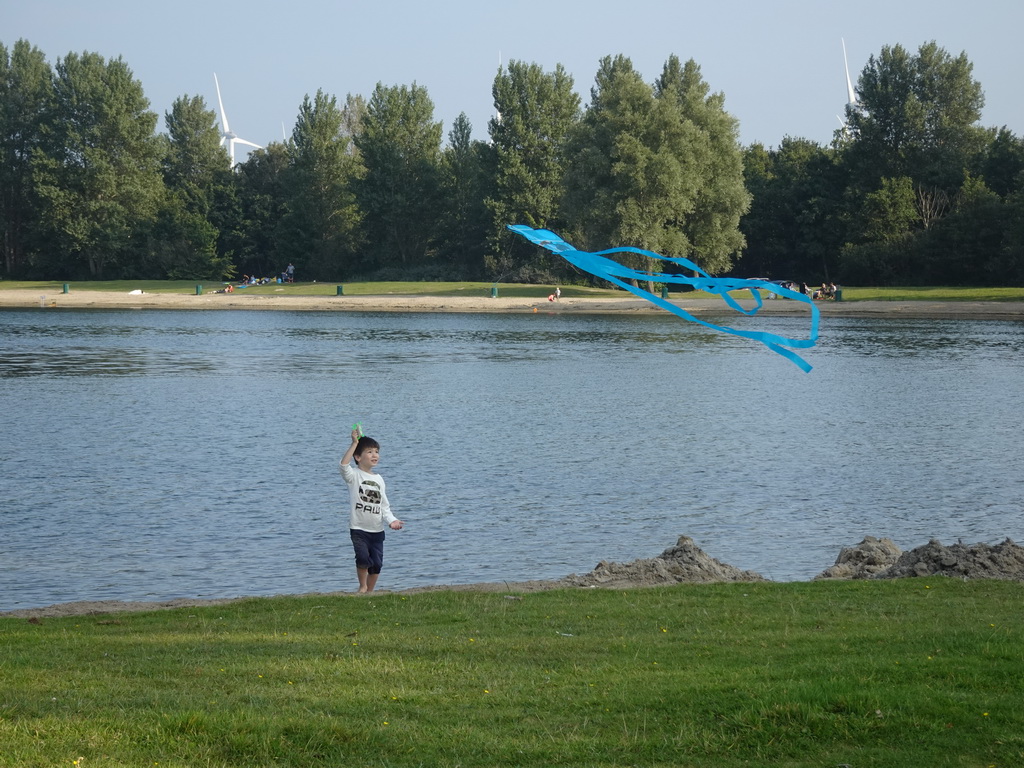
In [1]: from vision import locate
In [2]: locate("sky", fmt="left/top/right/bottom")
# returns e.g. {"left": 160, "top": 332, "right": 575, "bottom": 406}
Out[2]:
{"left": 3, "top": 0, "right": 1021, "bottom": 164}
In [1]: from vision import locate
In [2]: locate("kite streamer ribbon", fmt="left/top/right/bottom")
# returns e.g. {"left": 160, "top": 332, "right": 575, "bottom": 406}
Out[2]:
{"left": 507, "top": 224, "right": 820, "bottom": 372}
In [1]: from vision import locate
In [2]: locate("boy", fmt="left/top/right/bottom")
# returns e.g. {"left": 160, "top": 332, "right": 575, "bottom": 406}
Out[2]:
{"left": 339, "top": 428, "right": 404, "bottom": 593}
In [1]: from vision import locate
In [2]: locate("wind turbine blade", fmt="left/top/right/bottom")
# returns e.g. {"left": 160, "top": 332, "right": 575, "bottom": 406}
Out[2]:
{"left": 842, "top": 38, "right": 856, "bottom": 106}
{"left": 214, "top": 72, "right": 231, "bottom": 134}
{"left": 233, "top": 137, "right": 263, "bottom": 150}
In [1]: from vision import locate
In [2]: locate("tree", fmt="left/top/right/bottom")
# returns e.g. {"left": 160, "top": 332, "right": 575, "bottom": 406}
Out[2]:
{"left": 232, "top": 141, "right": 291, "bottom": 278}
{"left": 564, "top": 54, "right": 694, "bottom": 279}
{"left": 564, "top": 55, "right": 748, "bottom": 280}
{"left": 146, "top": 195, "right": 225, "bottom": 280}
{"left": 162, "top": 94, "right": 230, "bottom": 213}
{"left": 150, "top": 94, "right": 235, "bottom": 279}
{"left": 995, "top": 189, "right": 1024, "bottom": 285}
{"left": 487, "top": 60, "right": 580, "bottom": 279}
{"left": 436, "top": 112, "right": 492, "bottom": 278}
{"left": 654, "top": 56, "right": 750, "bottom": 274}
{"left": 835, "top": 41, "right": 991, "bottom": 284}
{"left": 923, "top": 173, "right": 1006, "bottom": 284}
{"left": 353, "top": 82, "right": 442, "bottom": 275}
{"left": 860, "top": 176, "right": 918, "bottom": 244}
{"left": 736, "top": 138, "right": 846, "bottom": 281}
{"left": 734, "top": 142, "right": 776, "bottom": 277}
{"left": 0, "top": 39, "right": 53, "bottom": 276}
{"left": 279, "top": 89, "right": 362, "bottom": 279}
{"left": 974, "top": 127, "right": 1024, "bottom": 198}
{"left": 844, "top": 41, "right": 986, "bottom": 193}
{"left": 31, "top": 51, "right": 163, "bottom": 278}
{"left": 340, "top": 94, "right": 366, "bottom": 159}
{"left": 838, "top": 176, "right": 919, "bottom": 284}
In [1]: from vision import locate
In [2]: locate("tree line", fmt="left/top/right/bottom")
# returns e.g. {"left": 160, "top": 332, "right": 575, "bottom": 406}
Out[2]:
{"left": 2, "top": 38, "right": 1022, "bottom": 286}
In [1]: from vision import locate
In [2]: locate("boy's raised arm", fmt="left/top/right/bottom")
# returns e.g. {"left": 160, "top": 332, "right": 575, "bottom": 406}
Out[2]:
{"left": 340, "top": 428, "right": 360, "bottom": 467}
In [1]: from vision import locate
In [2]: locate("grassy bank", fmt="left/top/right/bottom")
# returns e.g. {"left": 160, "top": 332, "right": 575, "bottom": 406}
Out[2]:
{"left": 840, "top": 286, "right": 1024, "bottom": 302}
{"left": 5, "top": 280, "right": 1024, "bottom": 302}
{"left": 1, "top": 580, "right": 1021, "bottom": 767}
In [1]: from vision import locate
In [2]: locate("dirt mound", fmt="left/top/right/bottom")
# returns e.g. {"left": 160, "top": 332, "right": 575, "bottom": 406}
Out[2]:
{"left": 565, "top": 536, "right": 766, "bottom": 588}
{"left": 815, "top": 536, "right": 903, "bottom": 580}
{"left": 871, "top": 538, "right": 1024, "bottom": 580}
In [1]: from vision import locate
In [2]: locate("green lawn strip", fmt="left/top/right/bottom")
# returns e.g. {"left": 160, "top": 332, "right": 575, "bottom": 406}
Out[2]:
{"left": 6, "top": 280, "right": 1024, "bottom": 302}
{"left": 1, "top": 580, "right": 1021, "bottom": 767}
{"left": 839, "top": 286, "right": 1024, "bottom": 302}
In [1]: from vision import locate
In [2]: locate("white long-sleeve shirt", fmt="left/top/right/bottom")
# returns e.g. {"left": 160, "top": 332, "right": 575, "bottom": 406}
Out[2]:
{"left": 339, "top": 462, "right": 397, "bottom": 532}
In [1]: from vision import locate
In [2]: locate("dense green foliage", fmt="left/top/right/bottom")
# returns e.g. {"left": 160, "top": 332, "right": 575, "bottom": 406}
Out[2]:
{"left": 1, "top": 38, "right": 1022, "bottom": 285}
{"left": 486, "top": 60, "right": 580, "bottom": 280}
{"left": 2, "top": 580, "right": 1022, "bottom": 767}
{"left": 735, "top": 42, "right": 1024, "bottom": 286}
{"left": 355, "top": 82, "right": 443, "bottom": 276}
{"left": 277, "top": 90, "right": 362, "bottom": 279}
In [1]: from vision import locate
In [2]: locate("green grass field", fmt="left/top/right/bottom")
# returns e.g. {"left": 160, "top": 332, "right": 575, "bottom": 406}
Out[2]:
{"left": 4, "top": 280, "right": 1024, "bottom": 302}
{"left": 2, "top": 580, "right": 1021, "bottom": 767}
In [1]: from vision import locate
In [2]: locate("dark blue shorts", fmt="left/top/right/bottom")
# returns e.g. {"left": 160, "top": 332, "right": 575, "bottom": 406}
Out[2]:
{"left": 350, "top": 529, "right": 386, "bottom": 574}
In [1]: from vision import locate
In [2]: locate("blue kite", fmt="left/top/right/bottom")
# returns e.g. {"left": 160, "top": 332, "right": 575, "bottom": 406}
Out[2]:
{"left": 507, "top": 224, "right": 820, "bottom": 372}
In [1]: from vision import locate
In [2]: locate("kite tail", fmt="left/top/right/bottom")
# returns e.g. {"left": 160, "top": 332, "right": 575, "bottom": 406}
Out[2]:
{"left": 507, "top": 224, "right": 819, "bottom": 372}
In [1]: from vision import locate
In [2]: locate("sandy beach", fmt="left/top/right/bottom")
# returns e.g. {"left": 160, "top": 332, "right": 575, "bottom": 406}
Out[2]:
{"left": 3, "top": 288, "right": 1024, "bottom": 318}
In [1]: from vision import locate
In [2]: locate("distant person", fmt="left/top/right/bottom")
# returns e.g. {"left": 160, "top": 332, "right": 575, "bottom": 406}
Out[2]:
{"left": 555, "top": 286, "right": 561, "bottom": 300}
{"left": 286, "top": 263, "right": 295, "bottom": 283}
{"left": 339, "top": 428, "right": 404, "bottom": 593}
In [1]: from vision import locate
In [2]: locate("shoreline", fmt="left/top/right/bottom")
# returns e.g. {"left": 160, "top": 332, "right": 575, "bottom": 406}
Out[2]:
{"left": 0, "top": 581, "right": 569, "bottom": 619}
{"left": 6, "top": 536, "right": 1022, "bottom": 619}
{"left": 2, "top": 288, "right": 1024, "bottom": 318}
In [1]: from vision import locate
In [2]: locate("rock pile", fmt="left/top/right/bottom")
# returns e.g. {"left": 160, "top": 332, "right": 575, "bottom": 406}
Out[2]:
{"left": 815, "top": 536, "right": 1024, "bottom": 581}
{"left": 814, "top": 536, "right": 902, "bottom": 580}
{"left": 873, "top": 538, "right": 1024, "bottom": 580}
{"left": 565, "top": 535, "right": 766, "bottom": 588}
{"left": 567, "top": 535, "right": 1024, "bottom": 589}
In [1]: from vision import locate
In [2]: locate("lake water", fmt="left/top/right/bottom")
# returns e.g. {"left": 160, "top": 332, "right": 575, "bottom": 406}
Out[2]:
{"left": 1, "top": 307, "right": 1022, "bottom": 611}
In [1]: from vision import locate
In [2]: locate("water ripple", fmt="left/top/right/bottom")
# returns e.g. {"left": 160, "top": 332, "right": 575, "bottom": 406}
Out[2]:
{"left": 2, "top": 308, "right": 1022, "bottom": 610}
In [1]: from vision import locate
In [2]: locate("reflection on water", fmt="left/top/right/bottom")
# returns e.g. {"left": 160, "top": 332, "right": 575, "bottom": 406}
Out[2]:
{"left": 1, "top": 308, "right": 1022, "bottom": 610}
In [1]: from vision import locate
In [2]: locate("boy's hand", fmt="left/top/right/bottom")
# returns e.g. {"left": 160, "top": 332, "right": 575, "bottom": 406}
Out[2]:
{"left": 390, "top": 520, "right": 404, "bottom": 530}
{"left": 351, "top": 428, "right": 361, "bottom": 443}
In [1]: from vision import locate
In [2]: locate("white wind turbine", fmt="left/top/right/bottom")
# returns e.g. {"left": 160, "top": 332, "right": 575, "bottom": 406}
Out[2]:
{"left": 837, "top": 38, "right": 859, "bottom": 129}
{"left": 214, "top": 73, "right": 262, "bottom": 166}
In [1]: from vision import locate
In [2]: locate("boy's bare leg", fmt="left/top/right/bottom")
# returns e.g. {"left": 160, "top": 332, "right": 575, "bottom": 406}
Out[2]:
{"left": 365, "top": 572, "right": 380, "bottom": 593}
{"left": 357, "top": 567, "right": 370, "bottom": 593}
